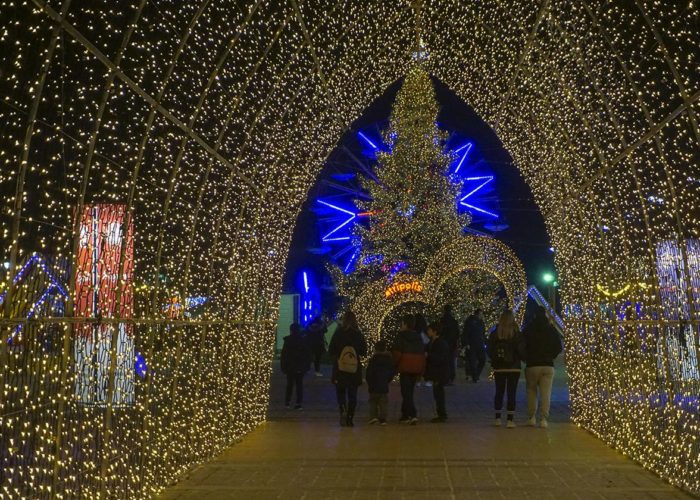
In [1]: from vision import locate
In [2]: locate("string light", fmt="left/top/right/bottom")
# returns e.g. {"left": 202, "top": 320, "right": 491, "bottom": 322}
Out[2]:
{"left": 0, "top": 0, "right": 698, "bottom": 497}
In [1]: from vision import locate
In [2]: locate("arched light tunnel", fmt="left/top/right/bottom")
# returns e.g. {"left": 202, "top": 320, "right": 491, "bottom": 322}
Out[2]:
{"left": 0, "top": 0, "right": 698, "bottom": 496}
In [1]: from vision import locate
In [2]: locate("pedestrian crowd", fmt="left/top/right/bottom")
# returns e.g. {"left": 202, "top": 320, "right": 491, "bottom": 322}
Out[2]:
{"left": 279, "top": 304, "right": 562, "bottom": 428}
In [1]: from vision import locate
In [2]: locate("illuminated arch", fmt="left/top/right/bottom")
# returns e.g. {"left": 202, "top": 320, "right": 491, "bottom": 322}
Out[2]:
{"left": 351, "top": 236, "right": 528, "bottom": 344}
{"left": 1, "top": 1, "right": 699, "bottom": 496}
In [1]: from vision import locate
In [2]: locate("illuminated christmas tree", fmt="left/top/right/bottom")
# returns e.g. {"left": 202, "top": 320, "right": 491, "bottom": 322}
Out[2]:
{"left": 353, "top": 65, "right": 469, "bottom": 280}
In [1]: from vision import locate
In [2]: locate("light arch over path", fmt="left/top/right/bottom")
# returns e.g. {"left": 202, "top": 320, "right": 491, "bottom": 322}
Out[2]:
{"left": 1, "top": 0, "right": 699, "bottom": 496}
{"left": 351, "top": 235, "right": 528, "bottom": 344}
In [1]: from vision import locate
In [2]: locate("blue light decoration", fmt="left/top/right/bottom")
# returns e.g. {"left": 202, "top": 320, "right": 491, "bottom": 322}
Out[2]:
{"left": 135, "top": 351, "right": 148, "bottom": 379}
{"left": 299, "top": 270, "right": 321, "bottom": 327}
{"left": 0, "top": 253, "right": 69, "bottom": 343}
{"left": 313, "top": 126, "right": 503, "bottom": 274}
{"left": 459, "top": 175, "right": 499, "bottom": 218}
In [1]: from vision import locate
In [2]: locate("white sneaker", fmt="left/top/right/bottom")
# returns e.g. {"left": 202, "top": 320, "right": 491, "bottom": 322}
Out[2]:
{"left": 368, "top": 418, "right": 379, "bottom": 425}
{"left": 540, "top": 418, "right": 549, "bottom": 429}
{"left": 493, "top": 418, "right": 502, "bottom": 427}
{"left": 526, "top": 417, "right": 536, "bottom": 427}
{"left": 506, "top": 420, "right": 516, "bottom": 428}
{"left": 424, "top": 381, "right": 433, "bottom": 387}
{"left": 315, "top": 371, "right": 323, "bottom": 377}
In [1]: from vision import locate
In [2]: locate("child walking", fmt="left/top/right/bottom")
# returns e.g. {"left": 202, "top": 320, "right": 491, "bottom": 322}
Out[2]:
{"left": 365, "top": 340, "right": 394, "bottom": 425}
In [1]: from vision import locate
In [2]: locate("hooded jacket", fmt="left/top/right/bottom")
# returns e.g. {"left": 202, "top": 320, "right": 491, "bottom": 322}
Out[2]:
{"left": 523, "top": 315, "right": 563, "bottom": 367}
{"left": 365, "top": 351, "right": 394, "bottom": 394}
{"left": 392, "top": 329, "right": 426, "bottom": 375}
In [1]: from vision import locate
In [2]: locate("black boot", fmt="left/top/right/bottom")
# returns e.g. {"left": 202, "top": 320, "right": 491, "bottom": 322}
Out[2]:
{"left": 339, "top": 404, "right": 347, "bottom": 427}
{"left": 346, "top": 405, "right": 355, "bottom": 427}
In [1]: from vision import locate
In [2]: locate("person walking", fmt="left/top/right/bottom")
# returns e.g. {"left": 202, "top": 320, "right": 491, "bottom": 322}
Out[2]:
{"left": 439, "top": 305, "right": 460, "bottom": 384}
{"left": 414, "top": 313, "right": 430, "bottom": 387}
{"left": 280, "top": 323, "right": 312, "bottom": 409}
{"left": 523, "top": 306, "right": 563, "bottom": 428}
{"left": 425, "top": 323, "right": 450, "bottom": 422}
{"left": 392, "top": 314, "right": 426, "bottom": 424}
{"left": 488, "top": 310, "right": 525, "bottom": 428}
{"left": 328, "top": 310, "right": 367, "bottom": 427}
{"left": 365, "top": 340, "right": 394, "bottom": 425}
{"left": 307, "top": 315, "right": 328, "bottom": 377}
{"left": 462, "top": 309, "right": 487, "bottom": 382}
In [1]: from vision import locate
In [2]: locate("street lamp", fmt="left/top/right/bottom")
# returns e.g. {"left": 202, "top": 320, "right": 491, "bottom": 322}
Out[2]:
{"left": 542, "top": 272, "right": 556, "bottom": 309}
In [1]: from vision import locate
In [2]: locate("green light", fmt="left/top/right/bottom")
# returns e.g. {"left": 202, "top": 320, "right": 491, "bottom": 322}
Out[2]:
{"left": 542, "top": 272, "right": 555, "bottom": 283}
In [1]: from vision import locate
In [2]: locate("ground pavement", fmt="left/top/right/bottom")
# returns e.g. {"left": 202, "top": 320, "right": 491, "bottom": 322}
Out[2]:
{"left": 160, "top": 359, "right": 690, "bottom": 499}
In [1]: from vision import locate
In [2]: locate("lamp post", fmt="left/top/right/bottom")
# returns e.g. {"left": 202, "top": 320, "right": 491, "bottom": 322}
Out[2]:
{"left": 542, "top": 272, "right": 556, "bottom": 310}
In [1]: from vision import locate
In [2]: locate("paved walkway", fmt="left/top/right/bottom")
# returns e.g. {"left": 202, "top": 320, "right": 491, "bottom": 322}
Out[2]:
{"left": 161, "top": 360, "right": 689, "bottom": 499}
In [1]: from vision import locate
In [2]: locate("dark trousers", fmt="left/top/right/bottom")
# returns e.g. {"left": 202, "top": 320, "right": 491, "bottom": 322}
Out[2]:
{"left": 399, "top": 373, "right": 418, "bottom": 419}
{"left": 432, "top": 382, "right": 447, "bottom": 418}
{"left": 448, "top": 351, "right": 456, "bottom": 382}
{"left": 369, "top": 393, "right": 388, "bottom": 421}
{"left": 285, "top": 372, "right": 304, "bottom": 405}
{"left": 468, "top": 350, "right": 486, "bottom": 382}
{"left": 313, "top": 348, "right": 324, "bottom": 372}
{"left": 494, "top": 372, "right": 520, "bottom": 419}
{"left": 336, "top": 384, "right": 358, "bottom": 413}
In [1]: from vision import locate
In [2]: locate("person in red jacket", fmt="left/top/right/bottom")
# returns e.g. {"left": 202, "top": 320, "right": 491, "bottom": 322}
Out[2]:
{"left": 392, "top": 314, "right": 426, "bottom": 424}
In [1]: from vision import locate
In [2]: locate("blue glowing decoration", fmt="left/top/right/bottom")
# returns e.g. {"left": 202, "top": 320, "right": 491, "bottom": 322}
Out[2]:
{"left": 357, "top": 131, "right": 379, "bottom": 151}
{"left": 459, "top": 176, "right": 499, "bottom": 218}
{"left": 343, "top": 249, "right": 360, "bottom": 274}
{"left": 1, "top": 254, "right": 69, "bottom": 343}
{"left": 453, "top": 142, "right": 473, "bottom": 174}
{"left": 135, "top": 351, "right": 147, "bottom": 379}
{"left": 317, "top": 200, "right": 357, "bottom": 242}
{"left": 298, "top": 269, "right": 321, "bottom": 326}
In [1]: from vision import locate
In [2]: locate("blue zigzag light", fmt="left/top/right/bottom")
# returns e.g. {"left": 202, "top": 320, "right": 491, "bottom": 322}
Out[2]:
{"left": 459, "top": 175, "right": 498, "bottom": 218}
{"left": 317, "top": 200, "right": 356, "bottom": 242}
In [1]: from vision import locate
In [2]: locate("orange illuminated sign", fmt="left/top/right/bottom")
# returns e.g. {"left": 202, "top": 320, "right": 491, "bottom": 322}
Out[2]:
{"left": 384, "top": 280, "right": 423, "bottom": 298}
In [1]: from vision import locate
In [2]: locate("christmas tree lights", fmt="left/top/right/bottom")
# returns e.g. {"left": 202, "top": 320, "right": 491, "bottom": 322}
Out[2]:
{"left": 0, "top": 0, "right": 698, "bottom": 497}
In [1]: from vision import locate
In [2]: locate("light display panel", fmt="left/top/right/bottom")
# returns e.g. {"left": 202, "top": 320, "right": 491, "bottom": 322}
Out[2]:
{"left": 0, "top": 0, "right": 699, "bottom": 497}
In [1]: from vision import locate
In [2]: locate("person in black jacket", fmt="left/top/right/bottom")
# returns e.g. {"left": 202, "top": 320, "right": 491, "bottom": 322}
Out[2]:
{"left": 307, "top": 315, "right": 328, "bottom": 376}
{"left": 462, "top": 309, "right": 486, "bottom": 383}
{"left": 487, "top": 310, "right": 525, "bottom": 428}
{"left": 328, "top": 310, "right": 367, "bottom": 427}
{"left": 523, "top": 306, "right": 563, "bottom": 428}
{"left": 425, "top": 323, "right": 450, "bottom": 422}
{"left": 439, "top": 305, "right": 460, "bottom": 384}
{"left": 280, "top": 323, "right": 311, "bottom": 409}
{"left": 365, "top": 340, "right": 394, "bottom": 425}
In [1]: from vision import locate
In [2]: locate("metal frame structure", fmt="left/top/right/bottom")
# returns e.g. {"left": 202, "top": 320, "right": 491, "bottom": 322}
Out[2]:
{"left": 1, "top": 0, "right": 699, "bottom": 497}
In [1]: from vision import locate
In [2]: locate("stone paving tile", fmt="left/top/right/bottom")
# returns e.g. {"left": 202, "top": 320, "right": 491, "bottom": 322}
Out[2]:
{"left": 160, "top": 361, "right": 691, "bottom": 499}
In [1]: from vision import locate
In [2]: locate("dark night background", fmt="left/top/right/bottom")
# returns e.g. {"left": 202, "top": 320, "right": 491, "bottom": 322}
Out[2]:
{"left": 283, "top": 77, "right": 555, "bottom": 313}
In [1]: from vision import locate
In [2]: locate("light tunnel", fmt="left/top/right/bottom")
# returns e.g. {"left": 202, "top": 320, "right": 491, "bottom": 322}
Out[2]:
{"left": 0, "top": 0, "right": 699, "bottom": 496}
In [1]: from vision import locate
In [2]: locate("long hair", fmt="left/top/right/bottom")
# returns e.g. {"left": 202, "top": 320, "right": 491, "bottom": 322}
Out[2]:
{"left": 496, "top": 310, "right": 517, "bottom": 340}
{"left": 341, "top": 310, "right": 359, "bottom": 331}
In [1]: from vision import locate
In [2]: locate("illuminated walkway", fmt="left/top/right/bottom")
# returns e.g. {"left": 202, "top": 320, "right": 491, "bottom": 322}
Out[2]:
{"left": 161, "top": 362, "right": 688, "bottom": 499}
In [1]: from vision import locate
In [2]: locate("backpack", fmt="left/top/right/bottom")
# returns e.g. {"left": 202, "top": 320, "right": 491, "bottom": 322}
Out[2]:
{"left": 338, "top": 345, "right": 358, "bottom": 373}
{"left": 493, "top": 338, "right": 514, "bottom": 365}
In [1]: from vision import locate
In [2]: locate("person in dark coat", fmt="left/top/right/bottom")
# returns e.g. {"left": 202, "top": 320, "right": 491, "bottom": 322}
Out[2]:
{"left": 462, "top": 309, "right": 487, "bottom": 382}
{"left": 328, "top": 310, "right": 367, "bottom": 427}
{"left": 307, "top": 315, "right": 328, "bottom": 376}
{"left": 439, "top": 305, "right": 460, "bottom": 384}
{"left": 523, "top": 306, "right": 563, "bottom": 428}
{"left": 488, "top": 310, "right": 525, "bottom": 427}
{"left": 425, "top": 323, "right": 450, "bottom": 422}
{"left": 392, "top": 314, "right": 426, "bottom": 424}
{"left": 365, "top": 340, "right": 394, "bottom": 425}
{"left": 280, "top": 323, "right": 312, "bottom": 409}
